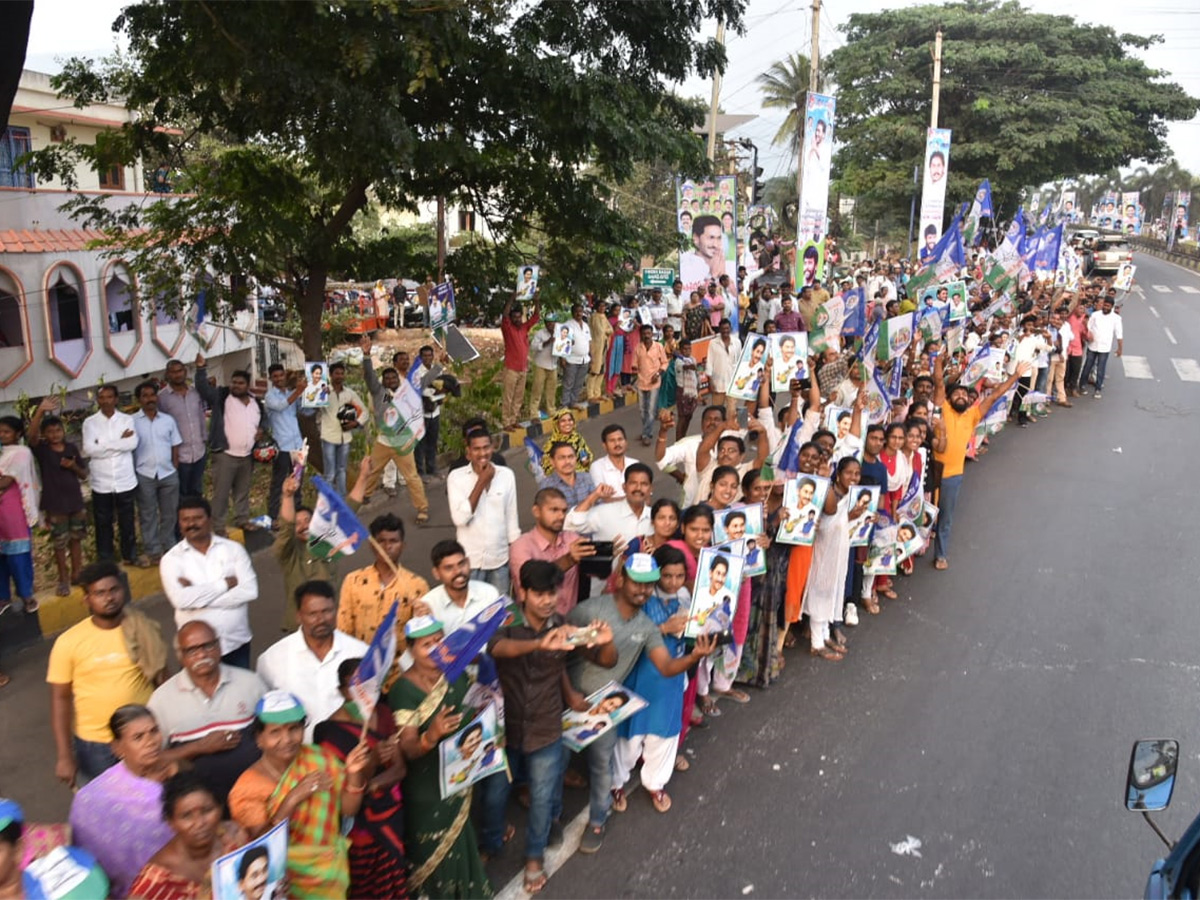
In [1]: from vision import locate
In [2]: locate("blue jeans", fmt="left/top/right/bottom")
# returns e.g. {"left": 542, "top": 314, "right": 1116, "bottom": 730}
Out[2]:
{"left": 176, "top": 457, "right": 207, "bottom": 539}
{"left": 1080, "top": 349, "right": 1110, "bottom": 391}
{"left": 1034, "top": 365, "right": 1049, "bottom": 395}
{"left": 471, "top": 566, "right": 511, "bottom": 596}
{"left": 0, "top": 551, "right": 34, "bottom": 601}
{"left": 136, "top": 471, "right": 180, "bottom": 559}
{"left": 482, "top": 741, "right": 564, "bottom": 859}
{"left": 580, "top": 726, "right": 618, "bottom": 827}
{"left": 321, "top": 440, "right": 351, "bottom": 495}
{"left": 934, "top": 474, "right": 963, "bottom": 561}
{"left": 637, "top": 388, "right": 658, "bottom": 441}
{"left": 73, "top": 736, "right": 118, "bottom": 786}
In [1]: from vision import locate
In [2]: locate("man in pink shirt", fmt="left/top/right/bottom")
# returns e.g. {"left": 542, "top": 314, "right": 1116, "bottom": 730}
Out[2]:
{"left": 500, "top": 293, "right": 541, "bottom": 429}
{"left": 1065, "top": 300, "right": 1088, "bottom": 396}
{"left": 633, "top": 325, "right": 669, "bottom": 445}
{"left": 508, "top": 487, "right": 593, "bottom": 615}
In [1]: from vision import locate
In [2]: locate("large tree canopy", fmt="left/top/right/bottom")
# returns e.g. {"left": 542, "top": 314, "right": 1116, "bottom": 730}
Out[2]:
{"left": 826, "top": 0, "right": 1199, "bottom": 228}
{"left": 30, "top": 0, "right": 745, "bottom": 355}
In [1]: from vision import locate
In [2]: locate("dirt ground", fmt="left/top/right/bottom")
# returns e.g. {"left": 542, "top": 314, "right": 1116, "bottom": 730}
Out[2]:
{"left": 357, "top": 325, "right": 505, "bottom": 361}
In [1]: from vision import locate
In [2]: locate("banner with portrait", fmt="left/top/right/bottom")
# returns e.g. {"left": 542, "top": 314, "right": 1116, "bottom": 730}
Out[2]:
{"left": 212, "top": 822, "right": 288, "bottom": 900}
{"left": 918, "top": 128, "right": 952, "bottom": 263}
{"left": 728, "top": 333, "right": 769, "bottom": 401}
{"left": 798, "top": 91, "right": 837, "bottom": 244}
{"left": 439, "top": 703, "right": 507, "bottom": 798}
{"left": 676, "top": 176, "right": 737, "bottom": 293}
{"left": 1058, "top": 190, "right": 1077, "bottom": 224}
{"left": 1118, "top": 191, "right": 1142, "bottom": 236}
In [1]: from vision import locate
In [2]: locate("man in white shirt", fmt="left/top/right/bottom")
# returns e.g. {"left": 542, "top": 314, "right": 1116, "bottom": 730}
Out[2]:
{"left": 255, "top": 579, "right": 367, "bottom": 742}
{"left": 564, "top": 463, "right": 655, "bottom": 595}
{"left": 705, "top": 319, "right": 741, "bottom": 416}
{"left": 82, "top": 384, "right": 140, "bottom": 565}
{"left": 1079, "top": 296, "right": 1123, "bottom": 398}
{"left": 589, "top": 425, "right": 639, "bottom": 500}
{"left": 1007, "top": 315, "right": 1053, "bottom": 426}
{"left": 561, "top": 304, "right": 592, "bottom": 408}
{"left": 132, "top": 381, "right": 182, "bottom": 565}
{"left": 665, "top": 280, "right": 685, "bottom": 333}
{"left": 422, "top": 539, "right": 501, "bottom": 634}
{"left": 756, "top": 288, "right": 781, "bottom": 334}
{"left": 1048, "top": 310, "right": 1073, "bottom": 407}
{"left": 160, "top": 496, "right": 259, "bottom": 669}
{"left": 446, "top": 426, "right": 520, "bottom": 594}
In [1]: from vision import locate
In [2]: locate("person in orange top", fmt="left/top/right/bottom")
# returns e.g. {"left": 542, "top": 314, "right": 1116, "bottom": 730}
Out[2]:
{"left": 633, "top": 325, "right": 670, "bottom": 445}
{"left": 931, "top": 353, "right": 1030, "bottom": 570}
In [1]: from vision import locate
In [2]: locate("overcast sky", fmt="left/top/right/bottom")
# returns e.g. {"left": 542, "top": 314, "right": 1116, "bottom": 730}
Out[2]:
{"left": 23, "top": 0, "right": 1200, "bottom": 184}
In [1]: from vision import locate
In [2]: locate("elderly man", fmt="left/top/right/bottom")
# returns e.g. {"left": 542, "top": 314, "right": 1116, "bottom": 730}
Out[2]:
{"left": 81, "top": 384, "right": 140, "bottom": 565}
{"left": 160, "top": 497, "right": 258, "bottom": 669}
{"left": 255, "top": 579, "right": 368, "bottom": 741}
{"left": 148, "top": 620, "right": 266, "bottom": 803}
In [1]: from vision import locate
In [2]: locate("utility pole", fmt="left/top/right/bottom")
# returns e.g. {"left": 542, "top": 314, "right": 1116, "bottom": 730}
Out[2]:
{"left": 706, "top": 19, "right": 726, "bottom": 162}
{"left": 809, "top": 0, "right": 821, "bottom": 92}
{"left": 930, "top": 28, "right": 943, "bottom": 129}
{"left": 795, "top": 0, "right": 821, "bottom": 224}
{"left": 907, "top": 164, "right": 919, "bottom": 258}
{"left": 436, "top": 195, "right": 446, "bottom": 282}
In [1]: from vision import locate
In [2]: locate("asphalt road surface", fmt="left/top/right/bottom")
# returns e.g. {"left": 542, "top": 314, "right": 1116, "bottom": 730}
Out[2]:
{"left": 5, "top": 253, "right": 1200, "bottom": 898}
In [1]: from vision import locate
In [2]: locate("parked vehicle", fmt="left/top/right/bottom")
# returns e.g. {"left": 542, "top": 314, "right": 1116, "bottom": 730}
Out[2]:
{"left": 1122, "top": 738, "right": 1200, "bottom": 897}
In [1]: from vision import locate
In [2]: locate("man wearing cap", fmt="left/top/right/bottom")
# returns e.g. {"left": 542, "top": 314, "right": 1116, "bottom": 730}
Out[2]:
{"left": 148, "top": 620, "right": 266, "bottom": 803}
{"left": 256, "top": 580, "right": 368, "bottom": 741}
{"left": 0, "top": 799, "right": 111, "bottom": 898}
{"left": 566, "top": 554, "right": 715, "bottom": 853}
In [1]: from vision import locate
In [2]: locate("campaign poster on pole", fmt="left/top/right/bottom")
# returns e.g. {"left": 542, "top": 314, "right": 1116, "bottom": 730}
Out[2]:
{"left": 676, "top": 176, "right": 737, "bottom": 294}
{"left": 1118, "top": 191, "right": 1142, "bottom": 236}
{"left": 429, "top": 281, "right": 456, "bottom": 331}
{"left": 798, "top": 92, "right": 837, "bottom": 245}
{"left": 1058, "top": 190, "right": 1077, "bottom": 224}
{"left": 918, "top": 128, "right": 952, "bottom": 264}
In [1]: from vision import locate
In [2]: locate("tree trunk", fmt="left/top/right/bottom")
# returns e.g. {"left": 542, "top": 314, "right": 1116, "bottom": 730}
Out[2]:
{"left": 299, "top": 265, "right": 327, "bottom": 360}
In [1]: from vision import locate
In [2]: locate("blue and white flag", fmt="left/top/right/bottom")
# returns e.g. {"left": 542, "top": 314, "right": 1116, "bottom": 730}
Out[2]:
{"left": 307, "top": 474, "right": 369, "bottom": 560}
{"left": 841, "top": 286, "right": 866, "bottom": 338}
{"left": 523, "top": 437, "right": 544, "bottom": 480}
{"left": 348, "top": 601, "right": 398, "bottom": 722}
{"left": 964, "top": 180, "right": 993, "bottom": 247}
{"left": 908, "top": 207, "right": 966, "bottom": 293}
{"left": 431, "top": 597, "right": 513, "bottom": 684}
{"left": 775, "top": 417, "right": 806, "bottom": 474}
{"left": 888, "top": 357, "right": 904, "bottom": 400}
{"left": 857, "top": 318, "right": 880, "bottom": 368}
{"left": 1034, "top": 224, "right": 1063, "bottom": 279}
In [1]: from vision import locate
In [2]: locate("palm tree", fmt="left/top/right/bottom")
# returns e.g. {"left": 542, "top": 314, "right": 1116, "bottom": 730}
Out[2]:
{"left": 757, "top": 53, "right": 823, "bottom": 160}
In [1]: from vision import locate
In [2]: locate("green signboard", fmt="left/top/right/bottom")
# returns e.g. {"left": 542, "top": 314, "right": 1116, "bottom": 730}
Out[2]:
{"left": 641, "top": 267, "right": 676, "bottom": 289}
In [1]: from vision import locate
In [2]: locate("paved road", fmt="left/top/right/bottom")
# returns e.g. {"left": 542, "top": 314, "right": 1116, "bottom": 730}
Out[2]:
{"left": 6, "top": 255, "right": 1200, "bottom": 898}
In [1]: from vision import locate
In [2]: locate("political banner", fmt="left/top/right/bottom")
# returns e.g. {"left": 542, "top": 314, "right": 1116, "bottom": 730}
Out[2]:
{"left": 728, "top": 333, "right": 769, "bottom": 401}
{"left": 377, "top": 377, "right": 425, "bottom": 453}
{"left": 1058, "top": 190, "right": 1077, "bottom": 224}
{"left": 1168, "top": 190, "right": 1190, "bottom": 249}
{"left": 308, "top": 474, "right": 369, "bottom": 560}
{"left": 348, "top": 601, "right": 398, "bottom": 724}
{"left": 676, "top": 176, "right": 737, "bottom": 292}
{"left": 430, "top": 597, "right": 512, "bottom": 685}
{"left": 798, "top": 91, "right": 837, "bottom": 243}
{"left": 1119, "top": 191, "right": 1142, "bottom": 236}
{"left": 984, "top": 210, "right": 1026, "bottom": 294}
{"left": 877, "top": 312, "right": 915, "bottom": 362}
{"left": 641, "top": 267, "right": 676, "bottom": 289}
{"left": 428, "top": 280, "right": 456, "bottom": 331}
{"left": 776, "top": 474, "right": 829, "bottom": 547}
{"left": 686, "top": 546, "right": 745, "bottom": 639}
{"left": 947, "top": 280, "right": 969, "bottom": 322}
{"left": 1114, "top": 263, "right": 1136, "bottom": 292}
{"left": 769, "top": 332, "right": 809, "bottom": 389}
{"left": 847, "top": 485, "right": 881, "bottom": 546}
{"left": 797, "top": 237, "right": 825, "bottom": 289}
{"left": 1095, "top": 191, "right": 1119, "bottom": 230}
{"left": 439, "top": 703, "right": 507, "bottom": 798}
{"left": 918, "top": 128, "right": 952, "bottom": 262}
{"left": 515, "top": 265, "right": 539, "bottom": 301}
{"left": 212, "top": 822, "right": 288, "bottom": 900}
{"left": 562, "top": 682, "right": 649, "bottom": 753}
{"left": 1033, "top": 224, "right": 1064, "bottom": 281}
{"left": 301, "top": 362, "right": 330, "bottom": 408}
{"left": 713, "top": 503, "right": 767, "bottom": 577}
{"left": 908, "top": 207, "right": 965, "bottom": 294}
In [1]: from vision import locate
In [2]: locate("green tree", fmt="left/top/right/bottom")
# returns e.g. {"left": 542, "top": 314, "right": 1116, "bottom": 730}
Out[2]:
{"left": 826, "top": 0, "right": 1198, "bottom": 228}
{"left": 756, "top": 53, "right": 822, "bottom": 159}
{"left": 27, "top": 0, "right": 746, "bottom": 356}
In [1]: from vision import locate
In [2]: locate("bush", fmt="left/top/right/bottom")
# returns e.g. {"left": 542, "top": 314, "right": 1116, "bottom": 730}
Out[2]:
{"left": 440, "top": 357, "right": 506, "bottom": 459}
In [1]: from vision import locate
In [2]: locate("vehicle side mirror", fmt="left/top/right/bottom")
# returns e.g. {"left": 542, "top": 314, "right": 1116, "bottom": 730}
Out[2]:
{"left": 1126, "top": 739, "right": 1179, "bottom": 812}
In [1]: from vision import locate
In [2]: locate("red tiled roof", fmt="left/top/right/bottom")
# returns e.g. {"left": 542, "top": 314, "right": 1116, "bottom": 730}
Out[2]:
{"left": 0, "top": 227, "right": 120, "bottom": 253}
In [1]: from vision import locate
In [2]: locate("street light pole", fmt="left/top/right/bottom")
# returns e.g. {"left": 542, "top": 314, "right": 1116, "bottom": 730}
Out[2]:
{"left": 706, "top": 19, "right": 726, "bottom": 162}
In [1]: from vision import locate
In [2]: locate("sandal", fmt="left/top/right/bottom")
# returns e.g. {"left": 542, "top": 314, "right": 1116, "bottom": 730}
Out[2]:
{"left": 56, "top": 582, "right": 71, "bottom": 597}
{"left": 783, "top": 630, "right": 797, "bottom": 648}
{"left": 826, "top": 638, "right": 847, "bottom": 654}
{"left": 715, "top": 688, "right": 750, "bottom": 704}
{"left": 523, "top": 867, "right": 548, "bottom": 895}
{"left": 651, "top": 790, "right": 672, "bottom": 813}
{"left": 697, "top": 696, "right": 721, "bottom": 717}
{"left": 809, "top": 646, "right": 844, "bottom": 661}
{"left": 415, "top": 512, "right": 430, "bottom": 526}
{"left": 879, "top": 586, "right": 898, "bottom": 599}
{"left": 674, "top": 754, "right": 691, "bottom": 772}
{"left": 23, "top": 597, "right": 39, "bottom": 613}
{"left": 611, "top": 787, "right": 627, "bottom": 812}
{"left": 479, "top": 823, "right": 516, "bottom": 862}
{"left": 863, "top": 597, "right": 881, "bottom": 615}
{"left": 934, "top": 557, "right": 949, "bottom": 570}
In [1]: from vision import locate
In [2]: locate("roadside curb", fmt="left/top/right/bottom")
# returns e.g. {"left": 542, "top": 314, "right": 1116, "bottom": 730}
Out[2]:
{"left": 496, "top": 388, "right": 638, "bottom": 451}
{"left": 1132, "top": 240, "right": 1200, "bottom": 273}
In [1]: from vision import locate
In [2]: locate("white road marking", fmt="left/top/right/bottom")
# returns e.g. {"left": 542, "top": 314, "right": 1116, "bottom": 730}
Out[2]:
{"left": 1165, "top": 327, "right": 1178, "bottom": 345}
{"left": 1181, "top": 285, "right": 1200, "bottom": 294}
{"left": 1172, "top": 358, "right": 1200, "bottom": 382}
{"left": 1153, "top": 284, "right": 1173, "bottom": 293}
{"left": 1149, "top": 306, "right": 1161, "bottom": 318}
{"left": 1121, "top": 356, "right": 1154, "bottom": 379}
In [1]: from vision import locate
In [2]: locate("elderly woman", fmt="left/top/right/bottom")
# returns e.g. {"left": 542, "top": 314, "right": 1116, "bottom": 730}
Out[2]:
{"left": 128, "top": 772, "right": 246, "bottom": 899}
{"left": 70, "top": 705, "right": 178, "bottom": 897}
{"left": 314, "top": 659, "right": 410, "bottom": 900}
{"left": 388, "top": 616, "right": 491, "bottom": 899}
{"left": 539, "top": 410, "right": 592, "bottom": 474}
{"left": 228, "top": 692, "right": 370, "bottom": 899}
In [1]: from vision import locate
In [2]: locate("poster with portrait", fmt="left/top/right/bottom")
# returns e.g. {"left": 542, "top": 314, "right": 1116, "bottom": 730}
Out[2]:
{"left": 714, "top": 503, "right": 767, "bottom": 576}
{"left": 728, "top": 333, "right": 769, "bottom": 401}
{"left": 429, "top": 281, "right": 456, "bottom": 331}
{"left": 515, "top": 265, "right": 539, "bottom": 301}
{"left": 863, "top": 537, "right": 898, "bottom": 576}
{"left": 847, "top": 484, "right": 881, "bottom": 547}
{"left": 893, "top": 518, "right": 926, "bottom": 563}
{"left": 1113, "top": 263, "right": 1136, "bottom": 292}
{"left": 1058, "top": 190, "right": 1077, "bottom": 224}
{"left": 823, "top": 405, "right": 853, "bottom": 443}
{"left": 212, "top": 822, "right": 288, "bottom": 900}
{"left": 916, "top": 501, "right": 939, "bottom": 542}
{"left": 797, "top": 238, "right": 826, "bottom": 289}
{"left": 562, "top": 681, "right": 648, "bottom": 752}
{"left": 776, "top": 474, "right": 830, "bottom": 546}
{"left": 675, "top": 176, "right": 737, "bottom": 293}
{"left": 617, "top": 307, "right": 637, "bottom": 333}
{"left": 551, "top": 323, "right": 574, "bottom": 359}
{"left": 798, "top": 91, "right": 837, "bottom": 243}
{"left": 877, "top": 311, "right": 915, "bottom": 362}
{"left": 947, "top": 280, "right": 969, "bottom": 322}
{"left": 439, "top": 703, "right": 507, "bottom": 798}
{"left": 686, "top": 546, "right": 745, "bottom": 639}
{"left": 769, "top": 332, "right": 809, "bottom": 389}
{"left": 918, "top": 128, "right": 953, "bottom": 264}
{"left": 301, "top": 362, "right": 330, "bottom": 408}
{"left": 1119, "top": 191, "right": 1142, "bottom": 236}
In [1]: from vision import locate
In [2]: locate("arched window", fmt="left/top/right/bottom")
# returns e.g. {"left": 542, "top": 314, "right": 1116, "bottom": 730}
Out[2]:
{"left": 0, "top": 267, "right": 33, "bottom": 387}
{"left": 101, "top": 262, "right": 143, "bottom": 366}
{"left": 44, "top": 263, "right": 93, "bottom": 377}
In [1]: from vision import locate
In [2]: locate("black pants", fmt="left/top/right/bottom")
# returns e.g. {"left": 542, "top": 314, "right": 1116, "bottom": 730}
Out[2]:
{"left": 267, "top": 451, "right": 293, "bottom": 520}
{"left": 417, "top": 415, "right": 439, "bottom": 475}
{"left": 1010, "top": 374, "right": 1032, "bottom": 424}
{"left": 94, "top": 488, "right": 137, "bottom": 562}
{"left": 1065, "top": 355, "right": 1083, "bottom": 393}
{"left": 221, "top": 642, "right": 251, "bottom": 670}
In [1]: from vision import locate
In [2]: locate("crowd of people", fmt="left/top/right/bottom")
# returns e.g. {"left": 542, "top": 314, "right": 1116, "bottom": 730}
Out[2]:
{"left": 0, "top": 237, "right": 1131, "bottom": 898}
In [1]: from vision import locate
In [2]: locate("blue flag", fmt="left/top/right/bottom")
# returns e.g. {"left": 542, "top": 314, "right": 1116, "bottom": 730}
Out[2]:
{"left": 431, "top": 597, "right": 512, "bottom": 684}
{"left": 523, "top": 437, "right": 544, "bottom": 480}
{"left": 307, "top": 474, "right": 369, "bottom": 560}
{"left": 841, "top": 286, "right": 865, "bottom": 338}
{"left": 888, "top": 358, "right": 904, "bottom": 400}
{"left": 1034, "top": 224, "right": 1063, "bottom": 276}
{"left": 775, "top": 417, "right": 805, "bottom": 474}
{"left": 908, "top": 207, "right": 966, "bottom": 293}
{"left": 858, "top": 318, "right": 880, "bottom": 365}
{"left": 348, "top": 601, "right": 398, "bottom": 722}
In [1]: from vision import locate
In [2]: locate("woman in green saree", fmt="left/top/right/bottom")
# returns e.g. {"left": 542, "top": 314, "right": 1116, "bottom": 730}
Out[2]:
{"left": 389, "top": 616, "right": 492, "bottom": 900}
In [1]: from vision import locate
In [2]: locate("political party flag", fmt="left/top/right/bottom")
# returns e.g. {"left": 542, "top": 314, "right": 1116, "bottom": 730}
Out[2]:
{"left": 775, "top": 417, "right": 805, "bottom": 474}
{"left": 959, "top": 345, "right": 994, "bottom": 388}
{"left": 307, "top": 474, "right": 369, "bottom": 560}
{"left": 377, "top": 378, "right": 425, "bottom": 453}
{"left": 430, "top": 597, "right": 513, "bottom": 684}
{"left": 866, "top": 366, "right": 890, "bottom": 425}
{"left": 858, "top": 318, "right": 880, "bottom": 369}
{"left": 877, "top": 311, "right": 915, "bottom": 362}
{"left": 964, "top": 180, "right": 992, "bottom": 248}
{"left": 985, "top": 208, "right": 1026, "bottom": 293}
{"left": 1034, "top": 224, "right": 1063, "bottom": 279}
{"left": 841, "top": 286, "right": 866, "bottom": 338}
{"left": 348, "top": 601, "right": 398, "bottom": 723}
{"left": 907, "top": 207, "right": 966, "bottom": 294}
{"left": 888, "top": 358, "right": 904, "bottom": 400}
{"left": 522, "top": 437, "right": 544, "bottom": 480}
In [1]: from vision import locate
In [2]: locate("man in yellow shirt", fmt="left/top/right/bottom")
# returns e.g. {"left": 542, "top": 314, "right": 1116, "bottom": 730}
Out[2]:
{"left": 931, "top": 354, "right": 1030, "bottom": 570}
{"left": 47, "top": 559, "right": 167, "bottom": 786}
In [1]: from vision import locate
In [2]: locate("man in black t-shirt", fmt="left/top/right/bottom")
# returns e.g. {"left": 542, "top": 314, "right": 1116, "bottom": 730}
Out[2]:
{"left": 29, "top": 397, "right": 89, "bottom": 594}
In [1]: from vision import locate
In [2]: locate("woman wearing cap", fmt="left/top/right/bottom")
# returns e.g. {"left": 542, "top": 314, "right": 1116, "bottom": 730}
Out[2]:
{"left": 128, "top": 772, "right": 246, "bottom": 900}
{"left": 1, "top": 798, "right": 110, "bottom": 900}
{"left": 313, "top": 659, "right": 409, "bottom": 900}
{"left": 70, "top": 705, "right": 178, "bottom": 897}
{"left": 388, "top": 616, "right": 491, "bottom": 899}
{"left": 228, "top": 691, "right": 371, "bottom": 898}
{"left": 539, "top": 411, "right": 592, "bottom": 475}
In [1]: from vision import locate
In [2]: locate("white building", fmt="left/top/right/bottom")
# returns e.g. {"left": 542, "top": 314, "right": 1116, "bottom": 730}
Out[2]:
{"left": 0, "top": 70, "right": 261, "bottom": 409}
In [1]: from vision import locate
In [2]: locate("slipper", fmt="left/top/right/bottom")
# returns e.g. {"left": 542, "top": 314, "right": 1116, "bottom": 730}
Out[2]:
{"left": 0, "top": 671, "right": 9, "bottom": 688}
{"left": 478, "top": 823, "right": 516, "bottom": 862}
{"left": 651, "top": 790, "right": 672, "bottom": 813}
{"left": 783, "top": 631, "right": 797, "bottom": 648}
{"left": 56, "top": 582, "right": 71, "bottom": 597}
{"left": 809, "top": 646, "right": 844, "bottom": 661}
{"left": 23, "top": 597, "right": 39, "bottom": 613}
{"left": 523, "top": 867, "right": 548, "bottom": 895}
{"left": 863, "top": 598, "right": 881, "bottom": 615}
{"left": 934, "top": 558, "right": 949, "bottom": 570}
{"left": 611, "top": 787, "right": 627, "bottom": 812}
{"left": 697, "top": 696, "right": 721, "bottom": 717}
{"left": 415, "top": 512, "right": 430, "bottom": 526}
{"left": 715, "top": 688, "right": 750, "bottom": 704}
{"left": 879, "top": 586, "right": 898, "bottom": 599}
{"left": 674, "top": 754, "right": 691, "bottom": 772}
